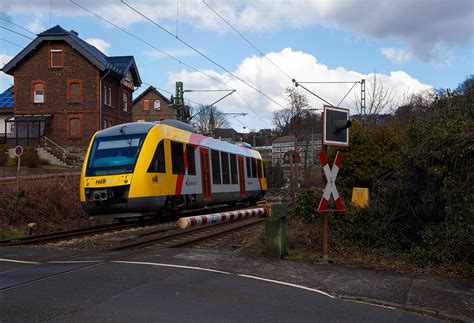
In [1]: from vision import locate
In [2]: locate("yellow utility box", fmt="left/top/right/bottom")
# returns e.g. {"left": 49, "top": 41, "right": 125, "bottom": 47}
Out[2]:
{"left": 352, "top": 187, "right": 369, "bottom": 208}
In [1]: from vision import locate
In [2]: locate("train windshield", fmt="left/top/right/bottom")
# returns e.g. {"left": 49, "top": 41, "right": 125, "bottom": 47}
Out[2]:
{"left": 86, "top": 134, "right": 146, "bottom": 176}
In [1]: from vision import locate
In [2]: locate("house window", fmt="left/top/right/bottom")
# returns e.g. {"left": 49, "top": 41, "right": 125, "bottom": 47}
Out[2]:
{"left": 154, "top": 100, "right": 160, "bottom": 110}
{"left": 107, "top": 86, "right": 112, "bottom": 106}
{"left": 123, "top": 93, "right": 128, "bottom": 112}
{"left": 33, "top": 82, "right": 45, "bottom": 104}
{"left": 103, "top": 85, "right": 107, "bottom": 104}
{"left": 103, "top": 119, "right": 108, "bottom": 129}
{"left": 143, "top": 99, "right": 150, "bottom": 111}
{"left": 68, "top": 80, "right": 82, "bottom": 103}
{"left": 69, "top": 117, "right": 81, "bottom": 138}
{"left": 50, "top": 48, "right": 64, "bottom": 68}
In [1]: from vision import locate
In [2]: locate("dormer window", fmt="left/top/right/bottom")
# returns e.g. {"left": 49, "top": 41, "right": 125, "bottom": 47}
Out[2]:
{"left": 49, "top": 48, "right": 64, "bottom": 68}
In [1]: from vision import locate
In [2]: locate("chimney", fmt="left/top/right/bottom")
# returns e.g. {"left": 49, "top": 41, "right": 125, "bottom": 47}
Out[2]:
{"left": 70, "top": 30, "right": 78, "bottom": 36}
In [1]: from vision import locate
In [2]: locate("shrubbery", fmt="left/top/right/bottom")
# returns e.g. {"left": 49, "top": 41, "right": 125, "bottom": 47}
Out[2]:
{"left": 0, "top": 145, "right": 7, "bottom": 166}
{"left": 20, "top": 147, "right": 41, "bottom": 168}
{"left": 331, "top": 77, "right": 474, "bottom": 268}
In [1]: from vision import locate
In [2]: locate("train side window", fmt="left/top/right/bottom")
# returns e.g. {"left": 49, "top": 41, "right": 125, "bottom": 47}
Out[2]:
{"left": 221, "top": 152, "right": 230, "bottom": 184}
{"left": 251, "top": 158, "right": 257, "bottom": 178}
{"left": 148, "top": 140, "right": 165, "bottom": 173}
{"left": 186, "top": 144, "right": 196, "bottom": 175}
{"left": 171, "top": 141, "right": 185, "bottom": 175}
{"left": 230, "top": 153, "right": 238, "bottom": 184}
{"left": 246, "top": 157, "right": 251, "bottom": 178}
{"left": 211, "top": 150, "right": 221, "bottom": 184}
{"left": 257, "top": 159, "right": 263, "bottom": 178}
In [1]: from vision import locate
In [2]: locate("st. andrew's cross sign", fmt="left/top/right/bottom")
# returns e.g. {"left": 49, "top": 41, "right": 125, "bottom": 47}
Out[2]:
{"left": 318, "top": 150, "right": 345, "bottom": 212}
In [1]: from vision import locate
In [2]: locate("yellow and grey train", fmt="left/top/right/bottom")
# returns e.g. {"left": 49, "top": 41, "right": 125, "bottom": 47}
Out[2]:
{"left": 80, "top": 120, "right": 267, "bottom": 217}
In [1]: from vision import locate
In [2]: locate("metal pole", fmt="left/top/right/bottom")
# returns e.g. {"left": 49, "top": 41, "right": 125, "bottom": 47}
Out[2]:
{"left": 321, "top": 144, "right": 329, "bottom": 261}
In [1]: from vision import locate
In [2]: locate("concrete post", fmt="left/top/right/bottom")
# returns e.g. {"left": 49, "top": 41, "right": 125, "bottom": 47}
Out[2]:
{"left": 265, "top": 200, "right": 287, "bottom": 258}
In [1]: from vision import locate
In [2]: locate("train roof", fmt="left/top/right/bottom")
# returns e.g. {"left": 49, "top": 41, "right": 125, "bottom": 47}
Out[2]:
{"left": 95, "top": 121, "right": 262, "bottom": 159}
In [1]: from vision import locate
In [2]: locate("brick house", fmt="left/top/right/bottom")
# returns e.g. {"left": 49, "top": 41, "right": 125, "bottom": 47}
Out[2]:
{"left": 1, "top": 25, "right": 141, "bottom": 149}
{"left": 132, "top": 86, "right": 174, "bottom": 122}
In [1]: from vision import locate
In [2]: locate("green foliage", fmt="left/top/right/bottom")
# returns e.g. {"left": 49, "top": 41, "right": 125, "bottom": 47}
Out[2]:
{"left": 334, "top": 77, "right": 474, "bottom": 268}
{"left": 295, "top": 189, "right": 319, "bottom": 223}
{"left": 5, "top": 158, "right": 17, "bottom": 167}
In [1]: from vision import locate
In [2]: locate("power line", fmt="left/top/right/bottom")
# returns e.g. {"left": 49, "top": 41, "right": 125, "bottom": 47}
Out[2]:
{"left": 0, "top": 37, "right": 24, "bottom": 48}
{"left": 71, "top": 0, "right": 271, "bottom": 127}
{"left": 0, "top": 26, "right": 35, "bottom": 40}
{"left": 120, "top": 0, "right": 286, "bottom": 112}
{"left": 202, "top": 0, "right": 293, "bottom": 81}
{"left": 71, "top": 0, "right": 229, "bottom": 89}
{"left": 0, "top": 17, "right": 37, "bottom": 36}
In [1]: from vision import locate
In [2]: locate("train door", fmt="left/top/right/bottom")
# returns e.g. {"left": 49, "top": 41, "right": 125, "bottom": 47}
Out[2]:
{"left": 238, "top": 156, "right": 246, "bottom": 197}
{"left": 200, "top": 148, "right": 211, "bottom": 200}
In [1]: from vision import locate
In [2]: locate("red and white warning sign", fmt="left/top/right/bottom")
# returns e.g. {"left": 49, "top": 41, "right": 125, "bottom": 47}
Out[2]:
{"left": 318, "top": 150, "right": 345, "bottom": 212}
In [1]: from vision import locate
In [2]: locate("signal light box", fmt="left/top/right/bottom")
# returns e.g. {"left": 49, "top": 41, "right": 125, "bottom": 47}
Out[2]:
{"left": 323, "top": 105, "right": 351, "bottom": 147}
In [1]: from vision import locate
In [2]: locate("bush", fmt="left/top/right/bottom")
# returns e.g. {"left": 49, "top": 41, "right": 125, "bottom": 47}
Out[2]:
{"left": 21, "top": 147, "right": 41, "bottom": 168}
{"left": 295, "top": 189, "right": 320, "bottom": 223}
{"left": 0, "top": 146, "right": 7, "bottom": 166}
{"left": 5, "top": 158, "right": 17, "bottom": 167}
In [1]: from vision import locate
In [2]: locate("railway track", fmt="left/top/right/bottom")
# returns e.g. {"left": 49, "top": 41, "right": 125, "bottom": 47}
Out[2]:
{"left": 0, "top": 172, "right": 80, "bottom": 188}
{"left": 109, "top": 216, "right": 265, "bottom": 251}
{"left": 0, "top": 203, "right": 266, "bottom": 247}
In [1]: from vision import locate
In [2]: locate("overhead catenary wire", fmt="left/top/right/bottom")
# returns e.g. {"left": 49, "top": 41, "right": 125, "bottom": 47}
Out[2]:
{"left": 71, "top": 0, "right": 270, "bottom": 127}
{"left": 120, "top": 0, "right": 286, "bottom": 114}
{"left": 0, "top": 26, "right": 35, "bottom": 40}
{"left": 0, "top": 17, "right": 37, "bottom": 36}
{"left": 71, "top": 0, "right": 228, "bottom": 89}
{"left": 0, "top": 37, "right": 24, "bottom": 48}
{"left": 202, "top": 0, "right": 293, "bottom": 82}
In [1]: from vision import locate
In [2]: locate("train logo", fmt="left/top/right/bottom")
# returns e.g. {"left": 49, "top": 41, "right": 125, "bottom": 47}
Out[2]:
{"left": 152, "top": 175, "right": 159, "bottom": 183}
{"left": 95, "top": 178, "right": 106, "bottom": 185}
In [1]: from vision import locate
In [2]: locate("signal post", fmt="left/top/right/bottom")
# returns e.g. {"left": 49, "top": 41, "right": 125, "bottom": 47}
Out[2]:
{"left": 319, "top": 105, "right": 351, "bottom": 261}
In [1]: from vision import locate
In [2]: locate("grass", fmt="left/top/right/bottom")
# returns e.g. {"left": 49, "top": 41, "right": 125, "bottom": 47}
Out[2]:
{"left": 0, "top": 227, "right": 25, "bottom": 240}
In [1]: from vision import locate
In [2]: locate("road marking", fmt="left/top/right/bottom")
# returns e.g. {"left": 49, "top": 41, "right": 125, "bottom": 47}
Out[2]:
{"left": 238, "top": 274, "right": 335, "bottom": 299}
{"left": 112, "top": 260, "right": 335, "bottom": 299}
{"left": 48, "top": 260, "right": 103, "bottom": 264}
{"left": 0, "top": 258, "right": 40, "bottom": 264}
{"left": 112, "top": 260, "right": 232, "bottom": 275}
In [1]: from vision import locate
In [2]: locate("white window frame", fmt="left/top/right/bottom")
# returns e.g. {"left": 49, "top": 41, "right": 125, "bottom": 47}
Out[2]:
{"left": 50, "top": 49, "right": 63, "bottom": 68}
{"left": 153, "top": 99, "right": 161, "bottom": 110}
{"left": 123, "top": 93, "right": 128, "bottom": 112}
{"left": 34, "top": 83, "right": 45, "bottom": 104}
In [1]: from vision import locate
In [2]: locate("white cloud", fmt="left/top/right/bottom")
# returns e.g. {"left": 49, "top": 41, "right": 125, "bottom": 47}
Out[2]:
{"left": 28, "top": 16, "right": 45, "bottom": 34}
{"left": 168, "top": 48, "right": 432, "bottom": 131}
{"left": 1, "top": 54, "right": 14, "bottom": 91}
{"left": 1, "top": 1, "right": 472, "bottom": 62}
{"left": 85, "top": 38, "right": 110, "bottom": 54}
{"left": 381, "top": 48, "right": 413, "bottom": 65}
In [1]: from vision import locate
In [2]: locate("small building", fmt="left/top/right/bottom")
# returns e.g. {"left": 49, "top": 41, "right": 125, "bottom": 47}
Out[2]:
{"left": 132, "top": 86, "right": 174, "bottom": 122}
{"left": 0, "top": 86, "right": 14, "bottom": 144}
{"left": 1, "top": 25, "right": 141, "bottom": 149}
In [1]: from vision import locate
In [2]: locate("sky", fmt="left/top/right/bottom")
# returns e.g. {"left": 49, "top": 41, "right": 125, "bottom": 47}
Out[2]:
{"left": 1, "top": 0, "right": 473, "bottom": 132}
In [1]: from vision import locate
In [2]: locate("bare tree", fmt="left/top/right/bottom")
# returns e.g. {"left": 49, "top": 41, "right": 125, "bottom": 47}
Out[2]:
{"left": 354, "top": 73, "right": 396, "bottom": 116}
{"left": 190, "top": 105, "right": 231, "bottom": 134}
{"left": 273, "top": 87, "right": 310, "bottom": 136}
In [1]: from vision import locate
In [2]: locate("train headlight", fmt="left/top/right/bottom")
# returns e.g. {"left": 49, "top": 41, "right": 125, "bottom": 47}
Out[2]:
{"left": 85, "top": 189, "right": 91, "bottom": 197}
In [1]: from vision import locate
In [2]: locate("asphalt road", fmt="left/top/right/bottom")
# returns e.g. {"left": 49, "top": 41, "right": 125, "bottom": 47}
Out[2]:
{"left": 0, "top": 247, "right": 438, "bottom": 322}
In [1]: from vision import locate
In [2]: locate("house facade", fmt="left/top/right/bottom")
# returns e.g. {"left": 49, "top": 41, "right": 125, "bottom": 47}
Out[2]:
{"left": 132, "top": 86, "right": 174, "bottom": 122}
{"left": 2, "top": 25, "right": 141, "bottom": 149}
